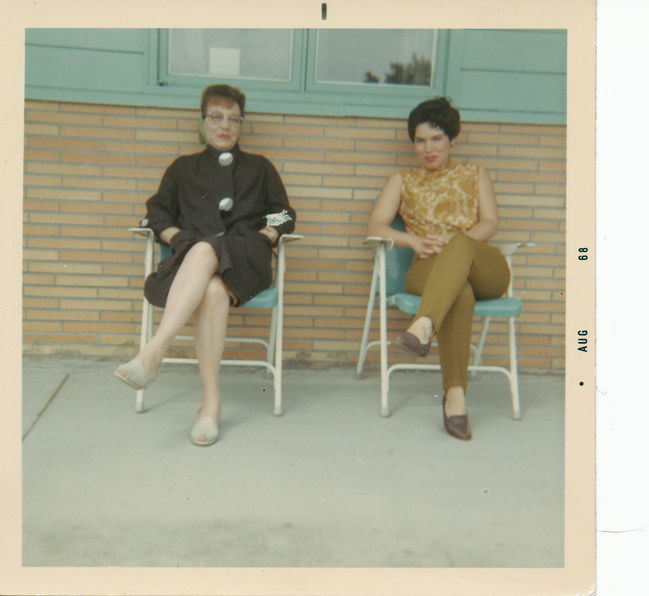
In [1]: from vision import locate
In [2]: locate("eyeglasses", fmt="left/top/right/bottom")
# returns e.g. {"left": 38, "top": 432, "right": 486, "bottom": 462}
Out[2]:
{"left": 204, "top": 113, "right": 243, "bottom": 127}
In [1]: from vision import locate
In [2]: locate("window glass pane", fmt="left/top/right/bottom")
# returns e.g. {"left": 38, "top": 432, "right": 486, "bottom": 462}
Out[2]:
{"left": 168, "top": 29, "right": 293, "bottom": 81}
{"left": 315, "top": 29, "right": 438, "bottom": 86}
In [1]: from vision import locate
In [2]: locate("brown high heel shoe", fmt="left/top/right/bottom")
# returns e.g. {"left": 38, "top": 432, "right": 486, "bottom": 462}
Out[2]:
{"left": 442, "top": 392, "right": 471, "bottom": 441}
{"left": 394, "top": 331, "right": 431, "bottom": 357}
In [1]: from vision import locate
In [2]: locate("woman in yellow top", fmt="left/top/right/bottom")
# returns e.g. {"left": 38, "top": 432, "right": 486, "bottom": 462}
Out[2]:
{"left": 368, "top": 97, "right": 510, "bottom": 441}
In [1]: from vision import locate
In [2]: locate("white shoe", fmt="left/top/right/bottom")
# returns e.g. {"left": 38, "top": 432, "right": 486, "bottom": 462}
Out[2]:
{"left": 190, "top": 416, "right": 219, "bottom": 446}
{"left": 114, "top": 359, "right": 158, "bottom": 390}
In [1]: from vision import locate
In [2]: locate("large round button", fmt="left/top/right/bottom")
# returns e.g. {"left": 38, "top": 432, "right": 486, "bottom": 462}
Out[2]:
{"left": 219, "top": 197, "right": 233, "bottom": 211}
{"left": 218, "top": 152, "right": 233, "bottom": 166}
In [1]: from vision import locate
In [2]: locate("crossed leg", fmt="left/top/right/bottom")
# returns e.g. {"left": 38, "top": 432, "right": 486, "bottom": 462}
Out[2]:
{"left": 116, "top": 242, "right": 230, "bottom": 437}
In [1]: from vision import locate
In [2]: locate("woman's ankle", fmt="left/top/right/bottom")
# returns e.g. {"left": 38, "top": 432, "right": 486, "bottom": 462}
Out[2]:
{"left": 444, "top": 386, "right": 467, "bottom": 415}
{"left": 409, "top": 316, "right": 433, "bottom": 343}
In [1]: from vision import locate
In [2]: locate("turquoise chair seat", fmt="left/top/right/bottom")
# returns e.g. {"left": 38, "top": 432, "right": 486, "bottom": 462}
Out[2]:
{"left": 388, "top": 293, "right": 523, "bottom": 318}
{"left": 243, "top": 288, "right": 278, "bottom": 309}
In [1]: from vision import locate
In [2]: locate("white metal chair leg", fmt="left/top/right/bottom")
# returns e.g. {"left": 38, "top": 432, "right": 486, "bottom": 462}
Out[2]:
{"left": 377, "top": 246, "right": 390, "bottom": 417}
{"left": 134, "top": 231, "right": 155, "bottom": 413}
{"left": 509, "top": 317, "right": 522, "bottom": 419}
{"left": 356, "top": 263, "right": 379, "bottom": 378}
{"left": 471, "top": 316, "right": 491, "bottom": 379}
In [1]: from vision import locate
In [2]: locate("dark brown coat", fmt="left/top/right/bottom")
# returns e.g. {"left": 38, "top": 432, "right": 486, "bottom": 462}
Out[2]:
{"left": 142, "top": 144, "right": 295, "bottom": 307}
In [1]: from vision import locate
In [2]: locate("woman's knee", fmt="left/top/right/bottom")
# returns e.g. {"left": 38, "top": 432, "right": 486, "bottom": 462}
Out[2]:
{"left": 446, "top": 233, "right": 477, "bottom": 256}
{"left": 200, "top": 277, "right": 230, "bottom": 313}
{"left": 185, "top": 241, "right": 219, "bottom": 268}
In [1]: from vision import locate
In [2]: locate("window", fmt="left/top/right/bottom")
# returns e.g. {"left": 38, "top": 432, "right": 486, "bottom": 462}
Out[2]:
{"left": 167, "top": 29, "right": 294, "bottom": 82}
{"left": 159, "top": 29, "right": 448, "bottom": 117}
{"left": 312, "top": 29, "right": 439, "bottom": 87}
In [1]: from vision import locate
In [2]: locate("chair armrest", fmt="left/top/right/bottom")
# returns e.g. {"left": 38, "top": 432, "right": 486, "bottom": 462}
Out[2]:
{"left": 498, "top": 241, "right": 537, "bottom": 257}
{"left": 362, "top": 236, "right": 395, "bottom": 250}
{"left": 278, "top": 233, "right": 304, "bottom": 245}
{"left": 128, "top": 227, "right": 154, "bottom": 238}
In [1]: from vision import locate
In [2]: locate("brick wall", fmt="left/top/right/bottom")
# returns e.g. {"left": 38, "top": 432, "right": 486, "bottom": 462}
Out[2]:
{"left": 23, "top": 100, "right": 566, "bottom": 372}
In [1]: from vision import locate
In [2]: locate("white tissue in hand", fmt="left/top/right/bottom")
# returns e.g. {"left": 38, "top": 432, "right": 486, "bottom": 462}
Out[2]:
{"left": 265, "top": 209, "right": 292, "bottom": 226}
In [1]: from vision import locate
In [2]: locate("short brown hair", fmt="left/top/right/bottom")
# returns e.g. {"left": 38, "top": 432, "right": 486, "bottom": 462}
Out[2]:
{"left": 407, "top": 96, "right": 461, "bottom": 142}
{"left": 200, "top": 84, "right": 246, "bottom": 118}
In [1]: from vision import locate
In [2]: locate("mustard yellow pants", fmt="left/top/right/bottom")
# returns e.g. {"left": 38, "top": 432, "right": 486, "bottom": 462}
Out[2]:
{"left": 404, "top": 234, "right": 510, "bottom": 391}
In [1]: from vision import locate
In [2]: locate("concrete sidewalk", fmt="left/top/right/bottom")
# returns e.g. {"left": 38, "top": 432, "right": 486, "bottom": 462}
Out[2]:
{"left": 22, "top": 358, "right": 564, "bottom": 568}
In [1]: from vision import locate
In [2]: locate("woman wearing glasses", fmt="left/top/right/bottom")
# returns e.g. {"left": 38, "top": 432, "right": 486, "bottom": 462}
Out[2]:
{"left": 114, "top": 84, "right": 296, "bottom": 446}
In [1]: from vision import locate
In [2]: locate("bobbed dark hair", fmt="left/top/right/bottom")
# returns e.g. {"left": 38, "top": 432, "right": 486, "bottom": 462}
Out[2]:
{"left": 200, "top": 84, "right": 246, "bottom": 118}
{"left": 407, "top": 97, "right": 461, "bottom": 142}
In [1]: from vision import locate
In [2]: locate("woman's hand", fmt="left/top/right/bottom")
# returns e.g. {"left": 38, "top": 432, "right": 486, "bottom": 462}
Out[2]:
{"left": 259, "top": 226, "right": 279, "bottom": 244}
{"left": 410, "top": 233, "right": 450, "bottom": 258}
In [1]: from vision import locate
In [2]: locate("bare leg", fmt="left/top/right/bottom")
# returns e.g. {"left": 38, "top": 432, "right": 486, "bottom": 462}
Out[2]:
{"left": 192, "top": 277, "right": 230, "bottom": 438}
{"left": 117, "top": 242, "right": 219, "bottom": 378}
{"left": 406, "top": 316, "right": 433, "bottom": 344}
{"left": 444, "top": 386, "right": 466, "bottom": 416}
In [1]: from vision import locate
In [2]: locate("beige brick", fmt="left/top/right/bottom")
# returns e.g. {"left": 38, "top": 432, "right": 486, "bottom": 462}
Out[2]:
{"left": 27, "top": 237, "right": 102, "bottom": 250}
{"left": 327, "top": 151, "right": 396, "bottom": 165}
{"left": 248, "top": 123, "right": 323, "bottom": 136}
{"left": 103, "top": 116, "right": 179, "bottom": 129}
{"left": 72, "top": 152, "right": 138, "bottom": 166}
{"left": 284, "top": 115, "right": 354, "bottom": 126}
{"left": 135, "top": 130, "right": 197, "bottom": 143}
{"left": 326, "top": 126, "right": 396, "bottom": 140}
{"left": 23, "top": 249, "right": 59, "bottom": 261}
{"left": 281, "top": 173, "right": 323, "bottom": 187}
{"left": 539, "top": 160, "right": 566, "bottom": 172}
{"left": 23, "top": 298, "right": 59, "bottom": 308}
{"left": 284, "top": 136, "right": 353, "bottom": 150}
{"left": 499, "top": 146, "right": 565, "bottom": 159}
{"left": 259, "top": 148, "right": 326, "bottom": 162}
{"left": 28, "top": 136, "right": 104, "bottom": 151}
{"left": 56, "top": 274, "right": 128, "bottom": 287}
{"left": 323, "top": 175, "right": 384, "bottom": 189}
{"left": 467, "top": 133, "right": 539, "bottom": 146}
{"left": 478, "top": 158, "right": 539, "bottom": 171}
{"left": 29, "top": 213, "right": 104, "bottom": 225}
{"left": 101, "top": 166, "right": 164, "bottom": 180}
{"left": 25, "top": 123, "right": 60, "bottom": 135}
{"left": 24, "top": 149, "right": 59, "bottom": 161}
{"left": 287, "top": 186, "right": 352, "bottom": 199}
{"left": 103, "top": 143, "right": 179, "bottom": 158}
{"left": 61, "top": 103, "right": 136, "bottom": 115}
{"left": 24, "top": 321, "right": 62, "bottom": 332}
{"left": 452, "top": 145, "right": 499, "bottom": 157}
{"left": 28, "top": 262, "right": 102, "bottom": 274}
{"left": 27, "top": 162, "right": 102, "bottom": 176}
{"left": 355, "top": 140, "right": 410, "bottom": 154}
{"left": 23, "top": 273, "right": 56, "bottom": 285}
{"left": 499, "top": 123, "right": 565, "bottom": 135}
{"left": 28, "top": 310, "right": 99, "bottom": 321}
{"left": 26, "top": 111, "right": 102, "bottom": 126}
{"left": 23, "top": 223, "right": 59, "bottom": 236}
{"left": 25, "top": 333, "right": 96, "bottom": 344}
{"left": 25, "top": 286, "right": 98, "bottom": 298}
{"left": 539, "top": 135, "right": 565, "bottom": 147}
{"left": 282, "top": 161, "right": 354, "bottom": 176}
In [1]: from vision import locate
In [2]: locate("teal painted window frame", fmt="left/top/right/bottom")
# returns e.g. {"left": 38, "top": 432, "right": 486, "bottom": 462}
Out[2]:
{"left": 155, "top": 29, "right": 450, "bottom": 119}
{"left": 24, "top": 28, "right": 566, "bottom": 125}
{"left": 158, "top": 29, "right": 307, "bottom": 93}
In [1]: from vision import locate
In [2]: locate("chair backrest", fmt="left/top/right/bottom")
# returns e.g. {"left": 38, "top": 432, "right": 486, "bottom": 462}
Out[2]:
{"left": 160, "top": 242, "right": 172, "bottom": 260}
{"left": 385, "top": 215, "right": 415, "bottom": 295}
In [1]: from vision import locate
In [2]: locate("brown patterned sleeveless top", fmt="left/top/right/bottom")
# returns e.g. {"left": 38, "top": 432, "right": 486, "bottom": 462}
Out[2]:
{"left": 398, "top": 159, "right": 479, "bottom": 237}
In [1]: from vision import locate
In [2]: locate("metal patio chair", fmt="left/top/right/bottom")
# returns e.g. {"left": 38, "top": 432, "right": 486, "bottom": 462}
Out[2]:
{"left": 128, "top": 227, "right": 302, "bottom": 416}
{"left": 356, "top": 218, "right": 534, "bottom": 419}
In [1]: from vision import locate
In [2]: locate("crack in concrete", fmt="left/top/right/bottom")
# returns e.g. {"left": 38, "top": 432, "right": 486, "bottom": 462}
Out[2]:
{"left": 22, "top": 373, "right": 70, "bottom": 441}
